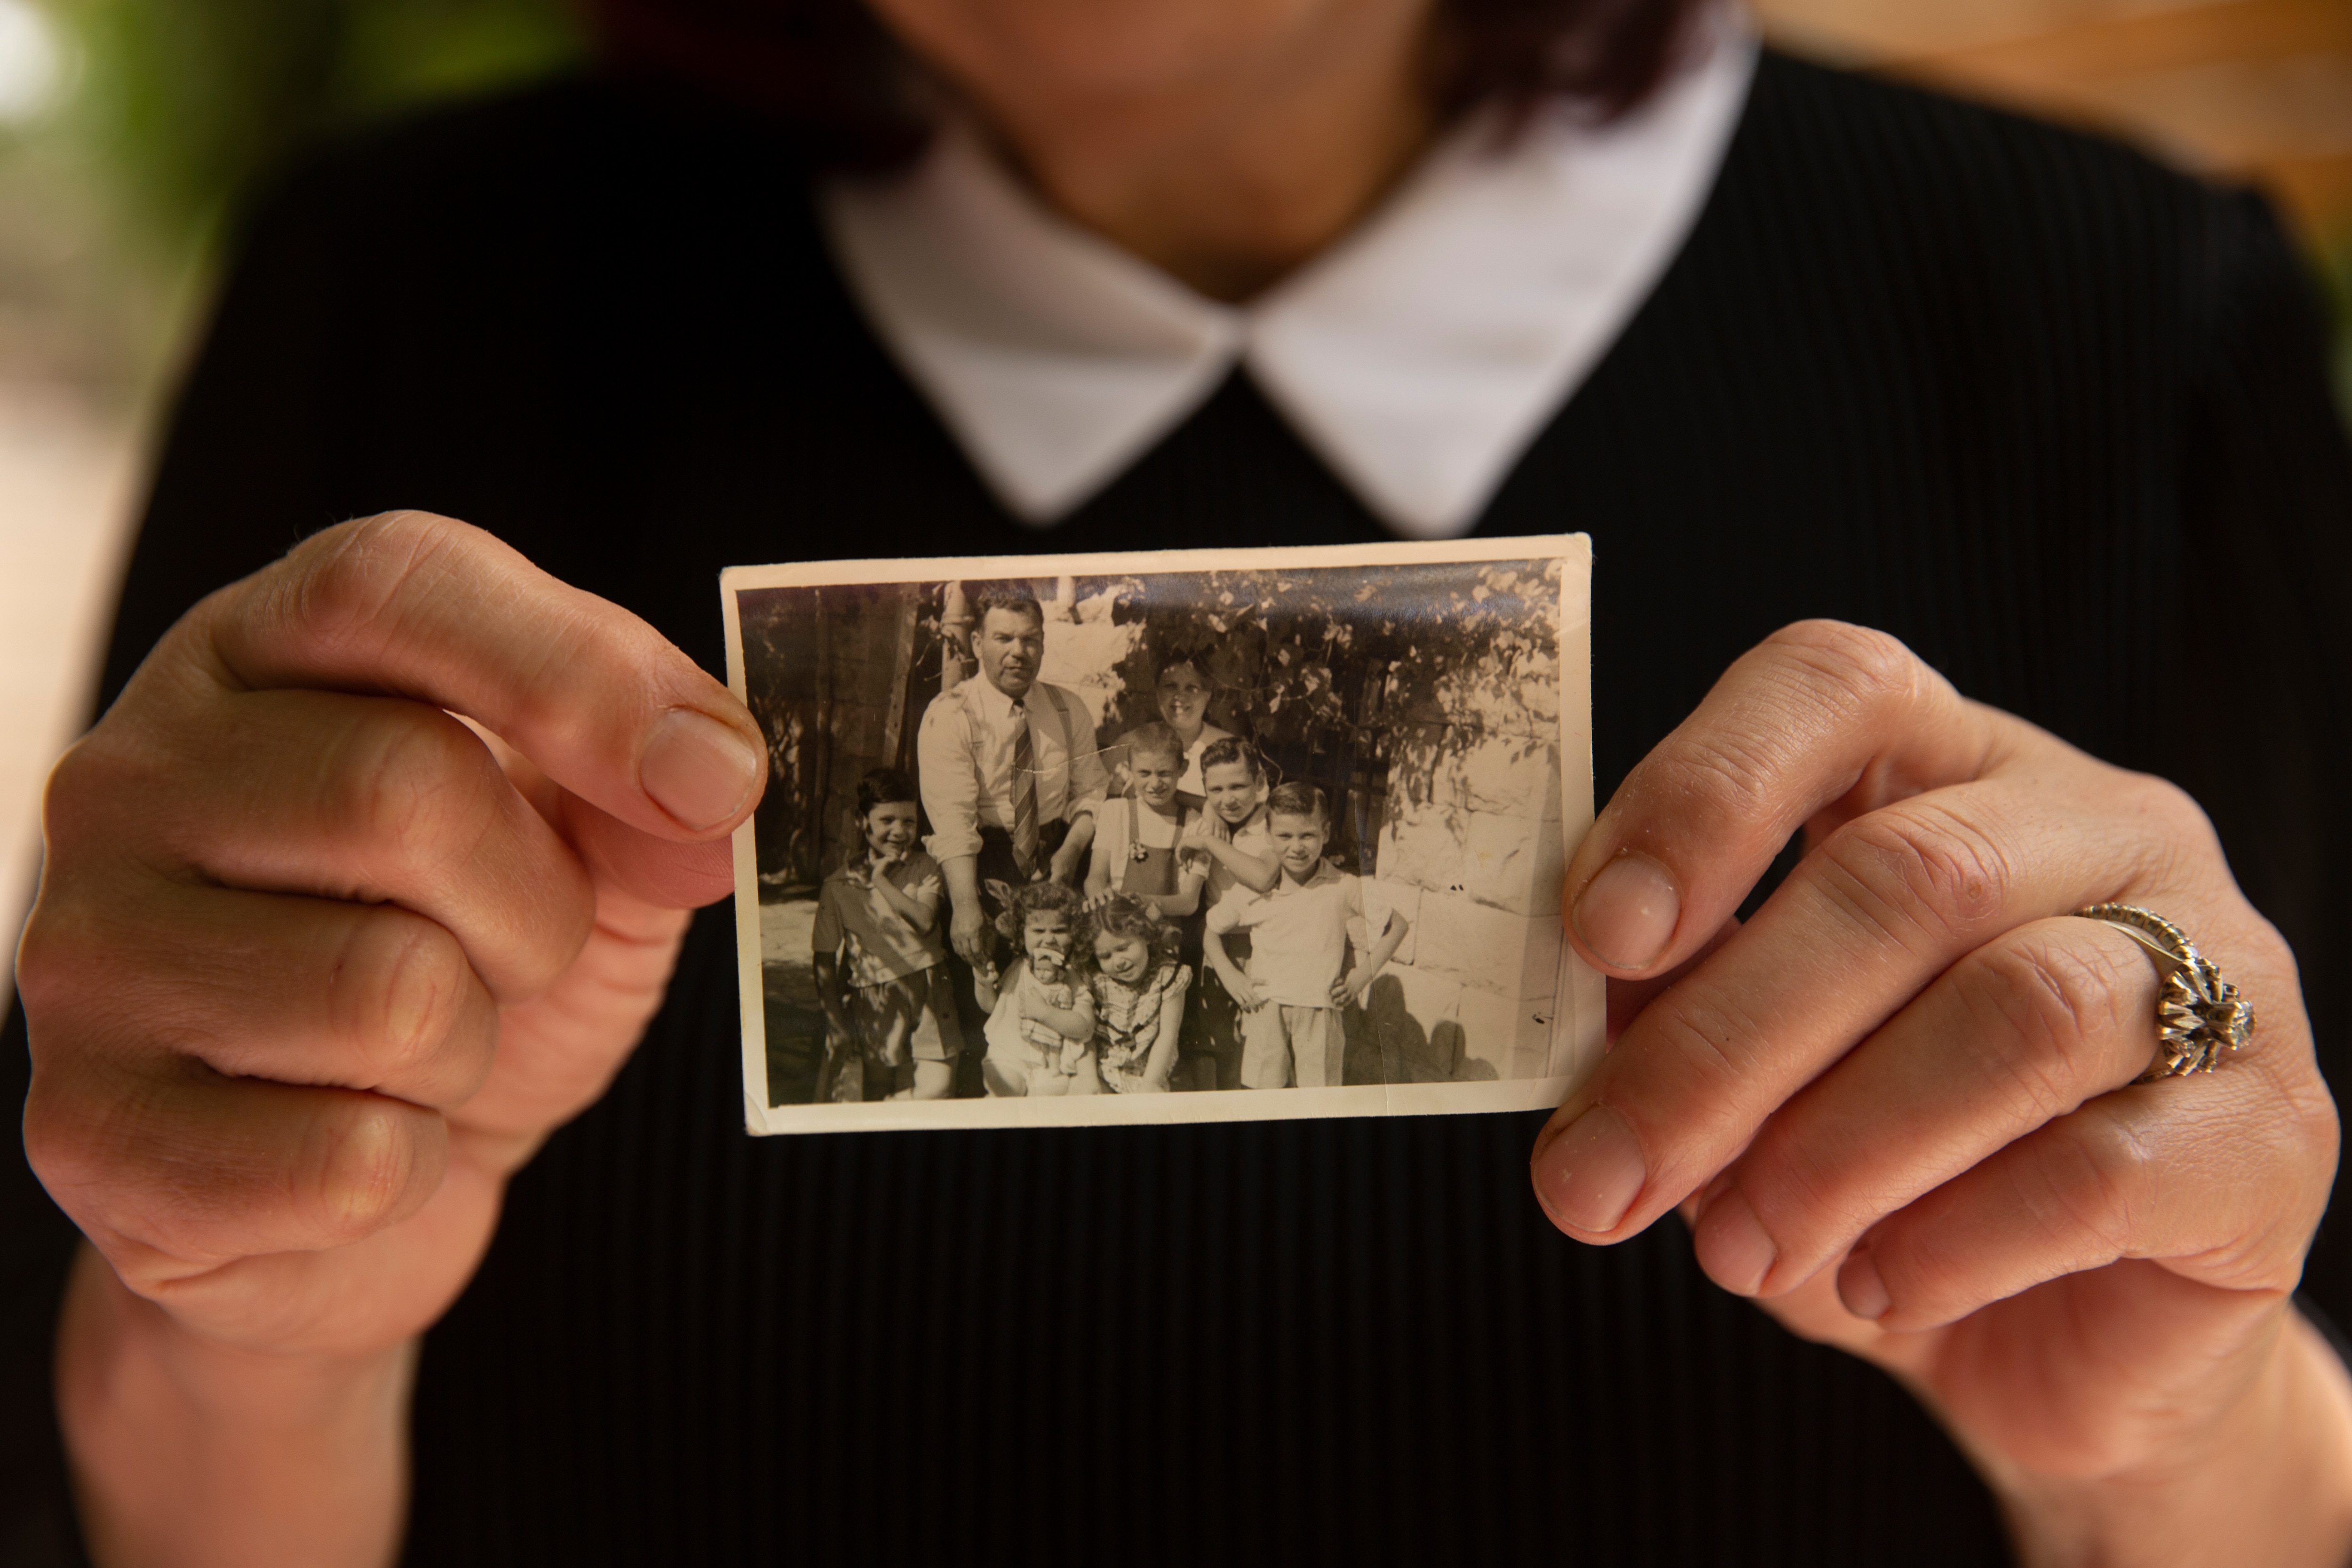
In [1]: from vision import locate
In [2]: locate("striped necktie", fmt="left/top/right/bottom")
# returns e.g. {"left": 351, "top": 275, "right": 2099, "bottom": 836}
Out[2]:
{"left": 1009, "top": 695, "right": 1038, "bottom": 876}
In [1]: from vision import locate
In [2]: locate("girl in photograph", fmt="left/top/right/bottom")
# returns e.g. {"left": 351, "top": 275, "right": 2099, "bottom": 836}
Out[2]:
{"left": 977, "top": 880, "right": 1100, "bottom": 1097}
{"left": 1085, "top": 722, "right": 1207, "bottom": 918}
{"left": 811, "top": 767, "right": 965, "bottom": 1102}
{"left": 1085, "top": 895, "right": 1192, "bottom": 1095}
{"left": 1174, "top": 737, "right": 1281, "bottom": 1090}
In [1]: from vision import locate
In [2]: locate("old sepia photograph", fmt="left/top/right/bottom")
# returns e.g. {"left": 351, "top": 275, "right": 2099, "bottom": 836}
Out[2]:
{"left": 722, "top": 537, "right": 1599, "bottom": 1133}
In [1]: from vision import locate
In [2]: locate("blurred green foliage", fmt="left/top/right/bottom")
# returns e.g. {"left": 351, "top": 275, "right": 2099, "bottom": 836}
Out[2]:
{"left": 45, "top": 0, "right": 585, "bottom": 256}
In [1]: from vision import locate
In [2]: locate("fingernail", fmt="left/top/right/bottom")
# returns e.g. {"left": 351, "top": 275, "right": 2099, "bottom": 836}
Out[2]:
{"left": 1572, "top": 854, "right": 1680, "bottom": 971}
{"left": 1533, "top": 1106, "right": 1646, "bottom": 1234}
{"left": 642, "top": 708, "right": 761, "bottom": 832}
{"left": 1838, "top": 1247, "right": 1891, "bottom": 1321}
{"left": 1692, "top": 1186, "right": 1776, "bottom": 1296}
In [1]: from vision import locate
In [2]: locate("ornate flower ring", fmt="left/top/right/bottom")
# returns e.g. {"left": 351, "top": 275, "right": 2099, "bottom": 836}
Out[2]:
{"left": 2073, "top": 902, "right": 2257, "bottom": 1080}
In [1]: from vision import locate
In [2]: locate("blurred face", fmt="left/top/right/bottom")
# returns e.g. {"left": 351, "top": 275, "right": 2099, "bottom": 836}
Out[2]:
{"left": 1268, "top": 811, "right": 1327, "bottom": 877}
{"left": 1023, "top": 909, "right": 1073, "bottom": 968}
{"left": 1156, "top": 663, "right": 1211, "bottom": 737}
{"left": 864, "top": 799, "right": 919, "bottom": 857}
{"left": 861, "top": 0, "right": 1436, "bottom": 301}
{"left": 1202, "top": 760, "right": 1258, "bottom": 825}
{"left": 977, "top": 607, "right": 1045, "bottom": 698}
{"left": 1131, "top": 749, "right": 1183, "bottom": 810}
{"left": 1094, "top": 929, "right": 1153, "bottom": 985}
{"left": 866, "top": 0, "right": 1374, "bottom": 118}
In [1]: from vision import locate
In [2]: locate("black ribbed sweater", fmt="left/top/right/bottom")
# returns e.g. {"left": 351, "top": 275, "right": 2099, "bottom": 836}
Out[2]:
{"left": 6, "top": 49, "right": 2351, "bottom": 1567}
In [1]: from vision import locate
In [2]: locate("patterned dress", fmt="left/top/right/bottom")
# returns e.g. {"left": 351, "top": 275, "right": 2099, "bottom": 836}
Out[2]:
{"left": 1091, "top": 962, "right": 1192, "bottom": 1094}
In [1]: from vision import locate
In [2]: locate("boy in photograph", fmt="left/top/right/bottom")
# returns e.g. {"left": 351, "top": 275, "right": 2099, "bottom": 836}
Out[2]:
{"left": 1176, "top": 737, "right": 1279, "bottom": 1090}
{"left": 1201, "top": 782, "right": 1408, "bottom": 1090}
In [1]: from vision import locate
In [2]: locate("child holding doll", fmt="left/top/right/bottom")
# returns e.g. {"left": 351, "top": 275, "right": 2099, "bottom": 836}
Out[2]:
{"left": 977, "top": 880, "right": 1100, "bottom": 1096}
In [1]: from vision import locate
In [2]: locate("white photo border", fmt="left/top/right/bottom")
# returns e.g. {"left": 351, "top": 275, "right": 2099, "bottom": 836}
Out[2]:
{"left": 721, "top": 534, "right": 1601, "bottom": 1134}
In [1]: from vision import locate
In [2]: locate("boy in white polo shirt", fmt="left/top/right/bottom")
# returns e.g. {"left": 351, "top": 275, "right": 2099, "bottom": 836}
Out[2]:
{"left": 1201, "top": 781, "right": 1409, "bottom": 1090}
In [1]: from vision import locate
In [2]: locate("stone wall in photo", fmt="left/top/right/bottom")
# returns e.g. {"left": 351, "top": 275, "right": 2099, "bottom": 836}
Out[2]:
{"left": 1355, "top": 730, "right": 1566, "bottom": 1085}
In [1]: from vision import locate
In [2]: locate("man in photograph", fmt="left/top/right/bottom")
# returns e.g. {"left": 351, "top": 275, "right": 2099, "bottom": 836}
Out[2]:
{"left": 916, "top": 582, "right": 1107, "bottom": 967}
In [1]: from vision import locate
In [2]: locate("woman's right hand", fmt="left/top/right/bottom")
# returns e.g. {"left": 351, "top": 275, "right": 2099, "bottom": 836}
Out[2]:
{"left": 16, "top": 512, "right": 766, "bottom": 1563}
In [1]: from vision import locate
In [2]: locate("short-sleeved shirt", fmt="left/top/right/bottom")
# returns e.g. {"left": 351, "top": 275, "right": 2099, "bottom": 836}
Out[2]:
{"left": 811, "top": 852, "right": 950, "bottom": 987}
{"left": 1198, "top": 808, "right": 1273, "bottom": 904}
{"left": 1205, "top": 863, "right": 1370, "bottom": 1008}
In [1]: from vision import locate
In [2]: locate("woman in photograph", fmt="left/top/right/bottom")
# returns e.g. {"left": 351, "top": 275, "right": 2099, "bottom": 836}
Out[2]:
{"left": 6, "top": 0, "right": 2352, "bottom": 1565}
{"left": 1147, "top": 655, "right": 1234, "bottom": 807}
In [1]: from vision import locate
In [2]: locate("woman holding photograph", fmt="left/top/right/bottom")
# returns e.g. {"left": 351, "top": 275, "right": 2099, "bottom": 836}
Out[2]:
{"left": 6, "top": 0, "right": 2351, "bottom": 1565}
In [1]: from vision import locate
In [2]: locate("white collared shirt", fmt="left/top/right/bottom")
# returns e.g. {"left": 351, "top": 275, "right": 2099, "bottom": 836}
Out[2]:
{"left": 819, "top": 13, "right": 1756, "bottom": 538}
{"left": 1207, "top": 862, "right": 1372, "bottom": 1009}
{"left": 915, "top": 675, "right": 1109, "bottom": 863}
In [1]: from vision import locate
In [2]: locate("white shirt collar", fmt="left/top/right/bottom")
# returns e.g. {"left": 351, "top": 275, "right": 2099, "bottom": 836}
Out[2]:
{"left": 819, "top": 15, "right": 1756, "bottom": 538}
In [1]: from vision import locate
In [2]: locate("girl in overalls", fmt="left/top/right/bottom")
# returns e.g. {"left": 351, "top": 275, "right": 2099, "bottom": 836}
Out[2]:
{"left": 1084, "top": 722, "right": 1208, "bottom": 919}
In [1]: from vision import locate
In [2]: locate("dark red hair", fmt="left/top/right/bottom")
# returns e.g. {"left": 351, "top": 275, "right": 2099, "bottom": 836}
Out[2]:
{"left": 581, "top": 0, "right": 1709, "bottom": 167}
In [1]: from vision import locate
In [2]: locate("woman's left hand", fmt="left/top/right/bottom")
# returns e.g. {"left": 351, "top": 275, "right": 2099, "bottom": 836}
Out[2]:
{"left": 1533, "top": 622, "right": 2352, "bottom": 1564}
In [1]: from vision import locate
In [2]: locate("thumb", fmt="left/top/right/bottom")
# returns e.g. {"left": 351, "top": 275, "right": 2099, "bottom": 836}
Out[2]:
{"left": 466, "top": 717, "right": 747, "bottom": 912}
{"left": 556, "top": 791, "right": 739, "bottom": 910}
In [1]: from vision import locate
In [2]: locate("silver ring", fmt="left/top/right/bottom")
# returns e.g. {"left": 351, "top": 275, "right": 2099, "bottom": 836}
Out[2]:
{"left": 2074, "top": 903, "right": 2256, "bottom": 1080}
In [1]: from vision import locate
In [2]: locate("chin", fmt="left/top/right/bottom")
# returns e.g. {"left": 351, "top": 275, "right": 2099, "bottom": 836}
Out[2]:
{"left": 871, "top": 0, "right": 1335, "bottom": 102}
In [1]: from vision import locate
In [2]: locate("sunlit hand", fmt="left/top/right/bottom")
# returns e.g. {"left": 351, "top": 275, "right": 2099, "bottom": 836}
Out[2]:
{"left": 20, "top": 512, "right": 766, "bottom": 1565}
{"left": 1534, "top": 622, "right": 2351, "bottom": 1565}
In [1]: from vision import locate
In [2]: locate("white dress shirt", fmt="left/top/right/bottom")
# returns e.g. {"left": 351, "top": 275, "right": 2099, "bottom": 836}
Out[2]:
{"left": 914, "top": 675, "right": 1109, "bottom": 864}
{"left": 819, "top": 13, "right": 1756, "bottom": 538}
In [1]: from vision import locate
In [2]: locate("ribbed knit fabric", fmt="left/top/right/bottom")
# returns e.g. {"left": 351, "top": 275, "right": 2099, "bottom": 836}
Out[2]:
{"left": 6, "top": 50, "right": 2349, "bottom": 1566}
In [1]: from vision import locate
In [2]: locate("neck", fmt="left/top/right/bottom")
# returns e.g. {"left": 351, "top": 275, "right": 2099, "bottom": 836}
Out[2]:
{"left": 958, "top": 3, "right": 1436, "bottom": 300}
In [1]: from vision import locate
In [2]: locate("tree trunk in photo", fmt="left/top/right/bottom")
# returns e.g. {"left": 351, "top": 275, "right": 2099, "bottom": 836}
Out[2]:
{"left": 881, "top": 603, "right": 919, "bottom": 772}
{"left": 809, "top": 590, "right": 835, "bottom": 881}
{"left": 940, "top": 579, "right": 973, "bottom": 695}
